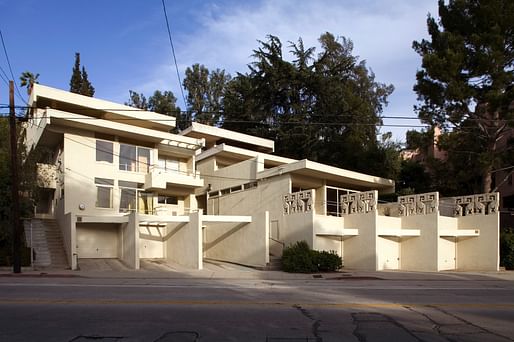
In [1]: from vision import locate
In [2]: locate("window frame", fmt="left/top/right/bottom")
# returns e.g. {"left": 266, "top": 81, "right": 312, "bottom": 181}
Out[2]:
{"left": 96, "top": 140, "right": 113, "bottom": 164}
{"left": 95, "top": 178, "right": 114, "bottom": 209}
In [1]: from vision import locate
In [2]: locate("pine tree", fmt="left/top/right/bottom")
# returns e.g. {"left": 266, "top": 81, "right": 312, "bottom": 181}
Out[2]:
{"left": 80, "top": 67, "right": 95, "bottom": 97}
{"left": 69, "top": 53, "right": 82, "bottom": 94}
{"left": 69, "top": 52, "right": 95, "bottom": 97}
{"left": 413, "top": 0, "right": 514, "bottom": 193}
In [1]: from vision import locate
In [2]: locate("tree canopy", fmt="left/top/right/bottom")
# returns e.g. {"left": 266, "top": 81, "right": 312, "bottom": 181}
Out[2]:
{"left": 222, "top": 33, "right": 397, "bottom": 178}
{"left": 182, "top": 63, "right": 231, "bottom": 127}
{"left": 413, "top": 0, "right": 514, "bottom": 192}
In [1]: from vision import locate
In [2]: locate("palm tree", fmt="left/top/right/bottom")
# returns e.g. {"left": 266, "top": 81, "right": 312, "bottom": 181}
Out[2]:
{"left": 19, "top": 71, "right": 39, "bottom": 95}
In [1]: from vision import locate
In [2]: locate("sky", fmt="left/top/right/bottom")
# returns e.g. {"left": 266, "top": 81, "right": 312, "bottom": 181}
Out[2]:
{"left": 0, "top": 0, "right": 439, "bottom": 142}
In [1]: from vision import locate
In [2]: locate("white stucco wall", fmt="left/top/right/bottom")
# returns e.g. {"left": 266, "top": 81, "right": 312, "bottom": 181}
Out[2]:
{"left": 457, "top": 214, "right": 499, "bottom": 271}
{"left": 343, "top": 211, "right": 377, "bottom": 270}
{"left": 121, "top": 212, "right": 139, "bottom": 269}
{"left": 166, "top": 212, "right": 202, "bottom": 269}
{"left": 204, "top": 212, "right": 269, "bottom": 267}
{"left": 139, "top": 225, "right": 165, "bottom": 259}
{"left": 312, "top": 215, "right": 344, "bottom": 257}
{"left": 400, "top": 213, "right": 439, "bottom": 271}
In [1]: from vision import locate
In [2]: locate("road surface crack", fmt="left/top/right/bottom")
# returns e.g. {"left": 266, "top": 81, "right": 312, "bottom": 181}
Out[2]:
{"left": 293, "top": 304, "right": 322, "bottom": 341}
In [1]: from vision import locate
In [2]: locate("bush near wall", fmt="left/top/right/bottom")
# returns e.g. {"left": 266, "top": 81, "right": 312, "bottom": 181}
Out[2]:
{"left": 281, "top": 240, "right": 342, "bottom": 273}
{"left": 501, "top": 228, "right": 514, "bottom": 270}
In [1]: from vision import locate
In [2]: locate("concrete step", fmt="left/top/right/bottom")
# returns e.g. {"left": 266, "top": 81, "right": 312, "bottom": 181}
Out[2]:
{"left": 24, "top": 219, "right": 69, "bottom": 269}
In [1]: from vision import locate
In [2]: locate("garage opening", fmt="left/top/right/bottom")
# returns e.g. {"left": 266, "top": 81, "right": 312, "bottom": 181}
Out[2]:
{"left": 76, "top": 223, "right": 121, "bottom": 259}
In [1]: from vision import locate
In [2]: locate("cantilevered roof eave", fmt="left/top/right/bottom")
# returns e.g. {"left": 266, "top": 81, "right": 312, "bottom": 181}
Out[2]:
{"left": 31, "top": 84, "right": 176, "bottom": 131}
{"left": 180, "top": 122, "right": 275, "bottom": 153}
{"left": 257, "top": 159, "right": 395, "bottom": 193}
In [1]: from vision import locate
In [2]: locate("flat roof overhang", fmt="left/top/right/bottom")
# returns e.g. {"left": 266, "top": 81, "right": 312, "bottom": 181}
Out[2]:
{"left": 45, "top": 109, "right": 204, "bottom": 150}
{"left": 197, "top": 144, "right": 295, "bottom": 166}
{"left": 258, "top": 159, "right": 395, "bottom": 194}
{"left": 181, "top": 122, "right": 274, "bottom": 153}
{"left": 30, "top": 84, "right": 176, "bottom": 132}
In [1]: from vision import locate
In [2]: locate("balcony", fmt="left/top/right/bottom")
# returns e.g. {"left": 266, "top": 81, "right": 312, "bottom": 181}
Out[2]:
{"left": 36, "top": 163, "right": 57, "bottom": 189}
{"left": 144, "top": 165, "right": 204, "bottom": 190}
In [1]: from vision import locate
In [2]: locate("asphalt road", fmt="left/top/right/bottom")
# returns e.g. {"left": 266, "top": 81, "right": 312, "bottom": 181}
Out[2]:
{"left": 0, "top": 273, "right": 513, "bottom": 341}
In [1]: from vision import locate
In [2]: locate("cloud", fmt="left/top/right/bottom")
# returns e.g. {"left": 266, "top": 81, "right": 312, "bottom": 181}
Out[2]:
{"left": 134, "top": 0, "right": 439, "bottom": 139}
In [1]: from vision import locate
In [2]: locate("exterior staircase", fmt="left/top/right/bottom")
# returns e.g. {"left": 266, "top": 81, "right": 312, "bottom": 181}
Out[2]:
{"left": 266, "top": 255, "right": 282, "bottom": 271}
{"left": 24, "top": 219, "right": 69, "bottom": 269}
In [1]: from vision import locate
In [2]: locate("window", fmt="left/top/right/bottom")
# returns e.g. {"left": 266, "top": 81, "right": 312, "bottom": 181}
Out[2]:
{"left": 119, "top": 181, "right": 143, "bottom": 212}
{"left": 326, "top": 187, "right": 353, "bottom": 216}
{"left": 158, "top": 196, "right": 179, "bottom": 205}
{"left": 138, "top": 147, "right": 150, "bottom": 173}
{"left": 119, "top": 144, "right": 151, "bottom": 173}
{"left": 158, "top": 157, "right": 180, "bottom": 173}
{"left": 95, "top": 178, "right": 114, "bottom": 208}
{"left": 96, "top": 140, "right": 113, "bottom": 163}
{"left": 119, "top": 144, "right": 136, "bottom": 171}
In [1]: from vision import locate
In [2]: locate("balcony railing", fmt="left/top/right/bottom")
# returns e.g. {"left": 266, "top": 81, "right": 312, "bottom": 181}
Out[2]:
{"left": 144, "top": 165, "right": 203, "bottom": 190}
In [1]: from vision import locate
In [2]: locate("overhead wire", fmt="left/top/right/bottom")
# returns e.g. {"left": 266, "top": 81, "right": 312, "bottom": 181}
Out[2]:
{"left": 161, "top": 0, "right": 188, "bottom": 110}
{"left": 0, "top": 29, "right": 27, "bottom": 105}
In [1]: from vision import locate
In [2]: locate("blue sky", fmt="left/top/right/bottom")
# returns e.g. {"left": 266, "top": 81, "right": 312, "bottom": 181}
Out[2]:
{"left": 0, "top": 0, "right": 438, "bottom": 141}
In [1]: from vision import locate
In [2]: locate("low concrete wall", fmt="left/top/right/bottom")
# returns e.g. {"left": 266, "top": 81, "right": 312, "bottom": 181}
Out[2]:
{"left": 204, "top": 212, "right": 269, "bottom": 267}
{"left": 166, "top": 212, "right": 202, "bottom": 269}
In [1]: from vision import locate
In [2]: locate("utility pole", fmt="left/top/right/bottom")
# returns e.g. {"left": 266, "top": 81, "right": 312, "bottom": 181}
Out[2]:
{"left": 9, "top": 80, "right": 21, "bottom": 273}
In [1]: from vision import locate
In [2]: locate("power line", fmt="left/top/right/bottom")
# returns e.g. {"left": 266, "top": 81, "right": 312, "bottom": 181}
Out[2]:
{"left": 161, "top": 0, "right": 187, "bottom": 110}
{"left": 0, "top": 29, "right": 27, "bottom": 105}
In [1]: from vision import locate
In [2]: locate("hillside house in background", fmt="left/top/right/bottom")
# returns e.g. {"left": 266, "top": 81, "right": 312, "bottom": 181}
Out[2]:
{"left": 24, "top": 85, "right": 500, "bottom": 272}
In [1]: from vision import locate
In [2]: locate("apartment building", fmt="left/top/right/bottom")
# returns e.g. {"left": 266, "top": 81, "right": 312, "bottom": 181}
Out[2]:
{"left": 25, "top": 85, "right": 500, "bottom": 271}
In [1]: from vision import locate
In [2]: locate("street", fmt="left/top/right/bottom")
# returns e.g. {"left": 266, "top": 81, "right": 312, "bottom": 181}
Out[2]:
{"left": 0, "top": 269, "right": 513, "bottom": 341}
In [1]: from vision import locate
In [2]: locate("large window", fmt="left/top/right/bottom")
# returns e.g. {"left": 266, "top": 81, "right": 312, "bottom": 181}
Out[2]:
{"left": 119, "top": 144, "right": 150, "bottom": 173}
{"left": 119, "top": 181, "right": 151, "bottom": 213}
{"left": 95, "top": 178, "right": 114, "bottom": 208}
{"left": 96, "top": 140, "right": 113, "bottom": 163}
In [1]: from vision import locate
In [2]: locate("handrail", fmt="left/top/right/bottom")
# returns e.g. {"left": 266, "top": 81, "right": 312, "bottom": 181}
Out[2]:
{"left": 149, "top": 165, "right": 200, "bottom": 178}
{"left": 269, "top": 236, "right": 285, "bottom": 248}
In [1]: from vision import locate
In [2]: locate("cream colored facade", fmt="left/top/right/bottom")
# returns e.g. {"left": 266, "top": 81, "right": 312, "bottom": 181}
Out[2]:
{"left": 26, "top": 85, "right": 499, "bottom": 272}
{"left": 26, "top": 85, "right": 253, "bottom": 270}
{"left": 182, "top": 123, "right": 500, "bottom": 271}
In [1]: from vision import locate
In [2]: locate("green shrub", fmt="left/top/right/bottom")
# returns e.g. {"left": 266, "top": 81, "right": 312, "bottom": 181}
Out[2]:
{"left": 281, "top": 240, "right": 342, "bottom": 273}
{"left": 282, "top": 241, "right": 317, "bottom": 273}
{"left": 500, "top": 228, "right": 514, "bottom": 270}
{"left": 313, "top": 250, "right": 343, "bottom": 272}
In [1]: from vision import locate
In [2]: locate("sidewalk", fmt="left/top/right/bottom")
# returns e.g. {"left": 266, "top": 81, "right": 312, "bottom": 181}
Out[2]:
{"left": 1, "top": 259, "right": 513, "bottom": 282}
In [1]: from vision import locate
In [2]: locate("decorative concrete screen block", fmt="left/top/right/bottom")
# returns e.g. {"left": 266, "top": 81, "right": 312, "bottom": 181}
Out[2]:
{"left": 340, "top": 190, "right": 376, "bottom": 215}
{"left": 454, "top": 192, "right": 499, "bottom": 217}
{"left": 283, "top": 190, "right": 313, "bottom": 215}
{"left": 398, "top": 192, "right": 438, "bottom": 216}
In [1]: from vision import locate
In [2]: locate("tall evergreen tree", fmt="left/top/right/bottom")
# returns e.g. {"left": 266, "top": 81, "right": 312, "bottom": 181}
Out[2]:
{"left": 183, "top": 63, "right": 231, "bottom": 126}
{"left": 413, "top": 0, "right": 514, "bottom": 192}
{"left": 223, "top": 33, "right": 396, "bottom": 178}
{"left": 69, "top": 53, "right": 82, "bottom": 94}
{"left": 69, "top": 52, "right": 95, "bottom": 97}
{"left": 79, "top": 67, "right": 95, "bottom": 97}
